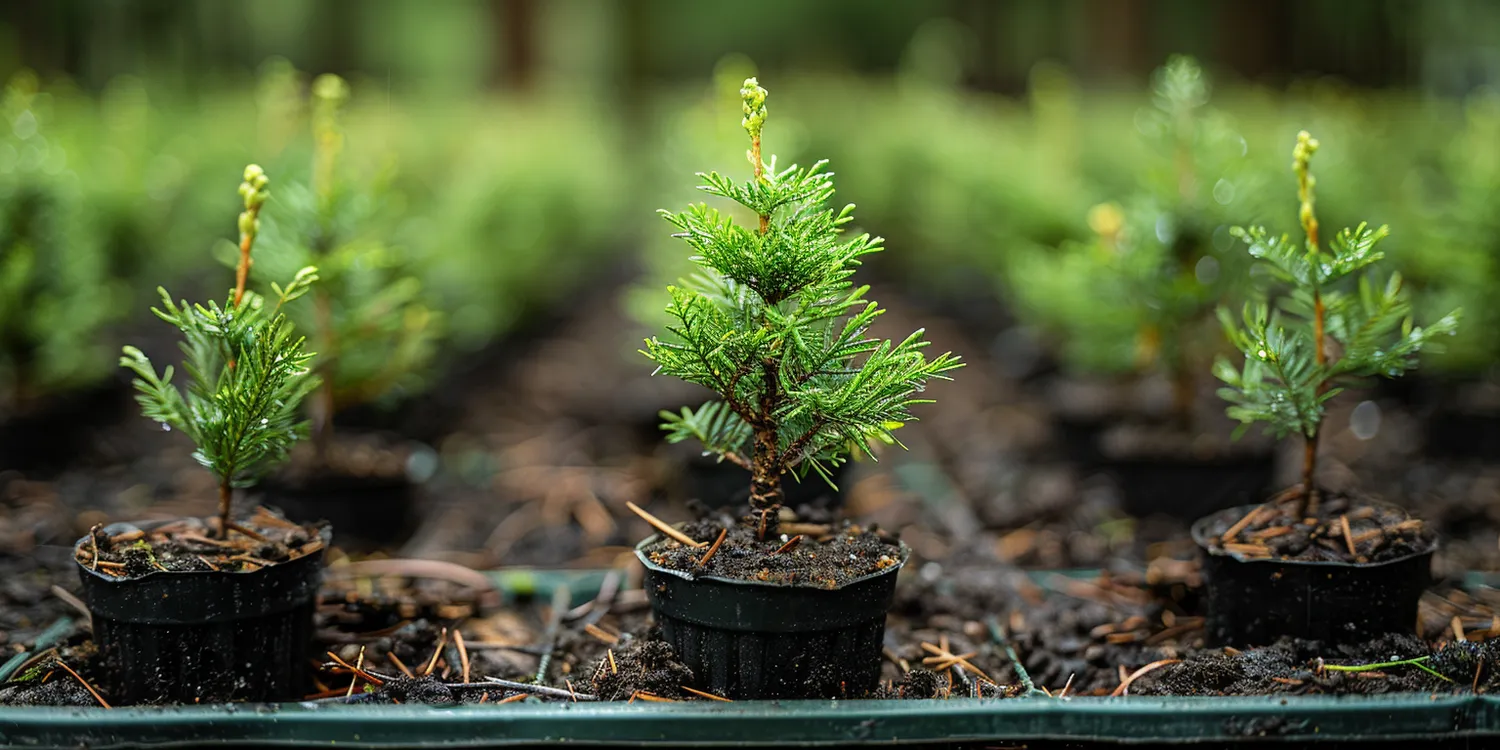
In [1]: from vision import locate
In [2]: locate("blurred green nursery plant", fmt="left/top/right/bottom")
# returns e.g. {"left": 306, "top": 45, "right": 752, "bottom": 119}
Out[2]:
{"left": 1216, "top": 131, "right": 1460, "bottom": 517}
{"left": 643, "top": 78, "right": 961, "bottom": 532}
{"left": 0, "top": 72, "right": 123, "bottom": 411}
{"left": 1006, "top": 56, "right": 1266, "bottom": 424}
{"left": 121, "top": 166, "right": 321, "bottom": 537}
{"left": 254, "top": 74, "right": 439, "bottom": 449}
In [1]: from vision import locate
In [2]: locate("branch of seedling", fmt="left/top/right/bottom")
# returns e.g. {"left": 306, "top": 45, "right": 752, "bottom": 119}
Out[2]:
{"left": 1293, "top": 131, "right": 1325, "bottom": 517}
{"left": 234, "top": 165, "right": 270, "bottom": 309}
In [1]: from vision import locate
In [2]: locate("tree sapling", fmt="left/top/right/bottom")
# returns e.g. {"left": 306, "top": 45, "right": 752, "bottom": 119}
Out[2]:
{"left": 634, "top": 78, "right": 959, "bottom": 700}
{"left": 640, "top": 76, "right": 960, "bottom": 557}
{"left": 117, "top": 165, "right": 322, "bottom": 542}
{"left": 255, "top": 73, "right": 439, "bottom": 453}
{"left": 1207, "top": 131, "right": 1460, "bottom": 556}
{"left": 71, "top": 166, "right": 329, "bottom": 706}
{"left": 1007, "top": 57, "right": 1264, "bottom": 429}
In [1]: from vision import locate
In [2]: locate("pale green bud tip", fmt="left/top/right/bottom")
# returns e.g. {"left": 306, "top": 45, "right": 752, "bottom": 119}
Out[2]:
{"left": 1292, "top": 130, "right": 1319, "bottom": 170}
{"left": 312, "top": 73, "right": 350, "bottom": 103}
{"left": 239, "top": 164, "right": 270, "bottom": 210}
{"left": 740, "top": 77, "right": 768, "bottom": 136}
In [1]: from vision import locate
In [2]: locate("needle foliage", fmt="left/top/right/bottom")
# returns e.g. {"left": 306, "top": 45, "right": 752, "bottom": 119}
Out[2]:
{"left": 252, "top": 73, "right": 440, "bottom": 446}
{"left": 1005, "top": 57, "right": 1264, "bottom": 425}
{"left": 643, "top": 78, "right": 961, "bottom": 529}
{"left": 120, "top": 165, "right": 321, "bottom": 537}
{"left": 1215, "top": 131, "right": 1460, "bottom": 515}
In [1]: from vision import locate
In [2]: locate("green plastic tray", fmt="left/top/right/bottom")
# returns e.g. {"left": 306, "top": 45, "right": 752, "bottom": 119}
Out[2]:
{"left": 4, "top": 567, "right": 1499, "bottom": 747}
{"left": 1, "top": 694, "right": 1496, "bottom": 747}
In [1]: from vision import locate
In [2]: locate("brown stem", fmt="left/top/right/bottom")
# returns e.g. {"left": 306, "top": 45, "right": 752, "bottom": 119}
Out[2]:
{"left": 1301, "top": 289, "right": 1326, "bottom": 518}
{"left": 748, "top": 357, "right": 783, "bottom": 536}
{"left": 751, "top": 133, "right": 769, "bottom": 234}
{"left": 217, "top": 478, "right": 233, "bottom": 541}
{"left": 233, "top": 207, "right": 261, "bottom": 308}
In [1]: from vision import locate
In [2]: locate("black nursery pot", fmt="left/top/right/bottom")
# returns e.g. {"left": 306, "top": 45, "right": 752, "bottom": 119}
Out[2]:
{"left": 74, "top": 520, "right": 330, "bottom": 705}
{"left": 1191, "top": 505, "right": 1435, "bottom": 648}
{"left": 636, "top": 537, "right": 907, "bottom": 700}
{"left": 260, "top": 473, "right": 416, "bottom": 552}
{"left": 1109, "top": 451, "right": 1275, "bottom": 520}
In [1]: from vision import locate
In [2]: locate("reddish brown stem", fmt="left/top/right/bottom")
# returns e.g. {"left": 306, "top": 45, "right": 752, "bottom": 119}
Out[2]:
{"left": 1300, "top": 289, "right": 1326, "bottom": 518}
{"left": 217, "top": 479, "right": 233, "bottom": 541}
{"left": 752, "top": 133, "right": 769, "bottom": 234}
{"left": 233, "top": 233, "right": 254, "bottom": 308}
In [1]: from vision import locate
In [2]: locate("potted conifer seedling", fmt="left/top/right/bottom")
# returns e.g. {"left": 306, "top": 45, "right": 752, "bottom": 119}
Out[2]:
{"left": 1193, "top": 132, "right": 1460, "bottom": 647}
{"left": 635, "top": 78, "right": 961, "bottom": 700}
{"left": 1006, "top": 57, "right": 1274, "bottom": 519}
{"left": 253, "top": 74, "right": 440, "bottom": 549}
{"left": 73, "top": 165, "right": 329, "bottom": 705}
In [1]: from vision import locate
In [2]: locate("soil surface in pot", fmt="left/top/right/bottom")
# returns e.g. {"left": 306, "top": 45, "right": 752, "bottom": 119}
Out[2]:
{"left": 640, "top": 517, "right": 902, "bottom": 587}
{"left": 75, "top": 506, "right": 325, "bottom": 577}
{"left": 1196, "top": 487, "right": 1434, "bottom": 564}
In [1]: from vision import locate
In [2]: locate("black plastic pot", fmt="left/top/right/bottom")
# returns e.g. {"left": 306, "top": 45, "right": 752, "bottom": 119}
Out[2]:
{"left": 74, "top": 520, "right": 330, "bottom": 705}
{"left": 259, "top": 473, "right": 416, "bottom": 552}
{"left": 636, "top": 537, "right": 906, "bottom": 700}
{"left": 1191, "top": 504, "right": 1435, "bottom": 648}
{"left": 1108, "top": 451, "right": 1275, "bottom": 520}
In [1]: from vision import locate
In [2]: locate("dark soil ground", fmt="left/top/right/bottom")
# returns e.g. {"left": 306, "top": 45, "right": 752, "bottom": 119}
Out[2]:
{"left": 4, "top": 281, "right": 1500, "bottom": 709}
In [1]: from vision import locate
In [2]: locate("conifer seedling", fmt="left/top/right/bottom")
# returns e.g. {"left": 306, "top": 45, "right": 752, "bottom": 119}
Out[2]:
{"left": 120, "top": 165, "right": 321, "bottom": 538}
{"left": 254, "top": 73, "right": 438, "bottom": 455}
{"left": 1007, "top": 56, "right": 1261, "bottom": 426}
{"left": 1215, "top": 132, "right": 1460, "bottom": 521}
{"left": 643, "top": 78, "right": 961, "bottom": 539}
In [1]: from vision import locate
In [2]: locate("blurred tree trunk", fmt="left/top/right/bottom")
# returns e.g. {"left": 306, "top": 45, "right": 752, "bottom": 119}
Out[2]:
{"left": 1083, "top": 0, "right": 1147, "bottom": 82}
{"left": 489, "top": 0, "right": 536, "bottom": 90}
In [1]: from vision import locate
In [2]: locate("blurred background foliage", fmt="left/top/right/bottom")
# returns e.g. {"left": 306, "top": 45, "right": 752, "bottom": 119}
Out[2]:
{"left": 3, "top": 0, "right": 1500, "bottom": 417}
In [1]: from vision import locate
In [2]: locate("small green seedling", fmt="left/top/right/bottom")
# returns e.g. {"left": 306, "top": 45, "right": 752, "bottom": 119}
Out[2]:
{"left": 255, "top": 73, "right": 439, "bottom": 455}
{"left": 1006, "top": 56, "right": 1261, "bottom": 426}
{"left": 1215, "top": 132, "right": 1460, "bottom": 518}
{"left": 121, "top": 165, "right": 321, "bottom": 538}
{"left": 643, "top": 78, "right": 961, "bottom": 536}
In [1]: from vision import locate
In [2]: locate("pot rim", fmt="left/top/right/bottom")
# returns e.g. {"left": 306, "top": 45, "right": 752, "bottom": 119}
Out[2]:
{"left": 73, "top": 516, "right": 332, "bottom": 584}
{"left": 1191, "top": 500, "right": 1438, "bottom": 569}
{"left": 634, "top": 534, "right": 910, "bottom": 590}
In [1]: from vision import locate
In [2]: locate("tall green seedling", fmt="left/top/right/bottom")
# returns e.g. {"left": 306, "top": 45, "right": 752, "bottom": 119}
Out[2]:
{"left": 121, "top": 166, "right": 321, "bottom": 538}
{"left": 255, "top": 74, "right": 439, "bottom": 456}
{"left": 1215, "top": 132, "right": 1460, "bottom": 518}
{"left": 643, "top": 79, "right": 961, "bottom": 536}
{"left": 1007, "top": 57, "right": 1264, "bottom": 427}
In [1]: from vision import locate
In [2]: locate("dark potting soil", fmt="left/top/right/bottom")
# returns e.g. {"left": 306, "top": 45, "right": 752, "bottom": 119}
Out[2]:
{"left": 1131, "top": 635, "right": 1500, "bottom": 696}
{"left": 75, "top": 507, "right": 325, "bottom": 577}
{"left": 640, "top": 518, "right": 903, "bottom": 588}
{"left": 586, "top": 635, "right": 694, "bottom": 700}
{"left": 1197, "top": 488, "right": 1435, "bottom": 564}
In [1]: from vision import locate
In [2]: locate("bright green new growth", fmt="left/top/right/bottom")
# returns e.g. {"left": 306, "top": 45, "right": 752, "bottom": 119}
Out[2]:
{"left": 643, "top": 78, "right": 961, "bottom": 529}
{"left": 121, "top": 165, "right": 321, "bottom": 538}
{"left": 1215, "top": 131, "right": 1460, "bottom": 516}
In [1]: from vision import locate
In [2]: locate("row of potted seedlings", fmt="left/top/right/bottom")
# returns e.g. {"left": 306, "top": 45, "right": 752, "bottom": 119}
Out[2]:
{"left": 60, "top": 77, "right": 1461, "bottom": 707}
